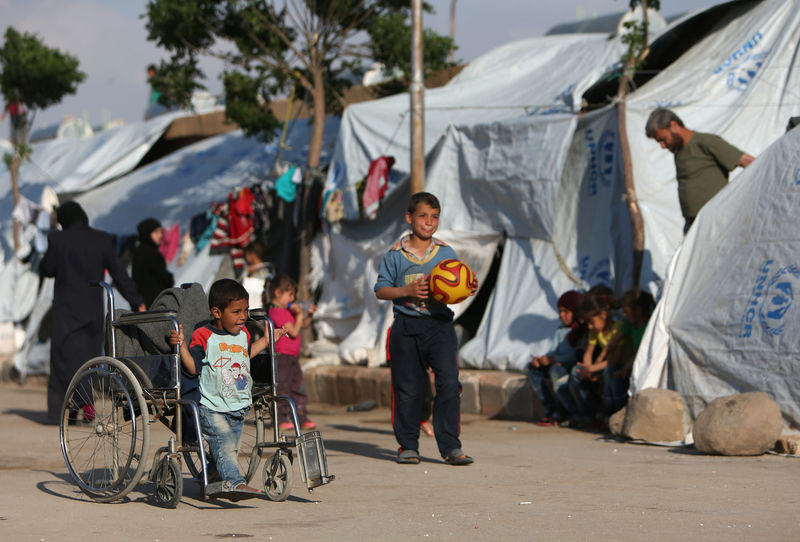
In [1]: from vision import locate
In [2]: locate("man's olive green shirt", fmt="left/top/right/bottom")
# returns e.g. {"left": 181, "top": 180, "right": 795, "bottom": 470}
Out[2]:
{"left": 674, "top": 132, "right": 744, "bottom": 219}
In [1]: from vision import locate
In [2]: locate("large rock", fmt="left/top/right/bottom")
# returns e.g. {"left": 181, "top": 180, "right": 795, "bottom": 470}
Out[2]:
{"left": 693, "top": 392, "right": 783, "bottom": 456}
{"left": 620, "top": 388, "right": 685, "bottom": 443}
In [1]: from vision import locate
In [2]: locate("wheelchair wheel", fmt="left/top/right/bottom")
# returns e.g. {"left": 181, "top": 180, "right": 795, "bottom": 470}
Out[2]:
{"left": 262, "top": 451, "right": 293, "bottom": 502}
{"left": 153, "top": 456, "right": 183, "bottom": 509}
{"left": 239, "top": 402, "right": 266, "bottom": 483}
{"left": 60, "top": 356, "right": 150, "bottom": 502}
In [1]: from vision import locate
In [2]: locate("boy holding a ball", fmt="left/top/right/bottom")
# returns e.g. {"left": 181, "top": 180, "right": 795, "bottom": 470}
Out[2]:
{"left": 375, "top": 192, "right": 477, "bottom": 466}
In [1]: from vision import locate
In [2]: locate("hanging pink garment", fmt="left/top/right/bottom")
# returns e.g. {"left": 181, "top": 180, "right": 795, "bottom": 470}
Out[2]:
{"left": 159, "top": 223, "right": 180, "bottom": 262}
{"left": 362, "top": 156, "right": 395, "bottom": 218}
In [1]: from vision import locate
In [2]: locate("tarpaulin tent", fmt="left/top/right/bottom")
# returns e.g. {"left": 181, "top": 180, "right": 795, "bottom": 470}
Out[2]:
{"left": 11, "top": 117, "right": 340, "bottom": 377}
{"left": 631, "top": 125, "right": 800, "bottom": 427}
{"left": 314, "top": 32, "right": 633, "bottom": 369}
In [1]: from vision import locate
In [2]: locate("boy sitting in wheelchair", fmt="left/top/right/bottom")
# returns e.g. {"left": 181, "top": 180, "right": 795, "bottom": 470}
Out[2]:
{"left": 170, "top": 279, "right": 286, "bottom": 500}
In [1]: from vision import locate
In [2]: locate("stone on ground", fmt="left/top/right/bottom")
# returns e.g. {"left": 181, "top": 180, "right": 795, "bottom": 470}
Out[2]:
{"left": 693, "top": 391, "right": 782, "bottom": 456}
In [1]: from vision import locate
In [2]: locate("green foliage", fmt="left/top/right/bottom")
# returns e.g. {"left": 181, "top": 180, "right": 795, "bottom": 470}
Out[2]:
{"left": 620, "top": 1, "right": 662, "bottom": 72}
{"left": 222, "top": 70, "right": 281, "bottom": 139}
{"left": 0, "top": 26, "right": 85, "bottom": 113}
{"left": 145, "top": 0, "right": 454, "bottom": 145}
{"left": 367, "top": 11, "right": 456, "bottom": 81}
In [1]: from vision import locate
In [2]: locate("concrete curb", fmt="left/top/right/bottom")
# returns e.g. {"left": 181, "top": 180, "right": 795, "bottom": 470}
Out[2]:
{"left": 305, "top": 365, "right": 543, "bottom": 421}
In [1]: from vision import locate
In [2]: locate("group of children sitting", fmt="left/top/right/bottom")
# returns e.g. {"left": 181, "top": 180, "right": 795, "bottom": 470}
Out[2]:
{"left": 526, "top": 285, "right": 654, "bottom": 429}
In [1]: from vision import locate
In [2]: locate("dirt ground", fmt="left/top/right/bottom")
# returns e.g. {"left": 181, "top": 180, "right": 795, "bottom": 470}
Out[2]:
{"left": 1, "top": 381, "right": 798, "bottom": 541}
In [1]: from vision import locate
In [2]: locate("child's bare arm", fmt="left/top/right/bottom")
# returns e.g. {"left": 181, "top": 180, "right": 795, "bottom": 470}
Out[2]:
{"left": 169, "top": 324, "right": 196, "bottom": 375}
{"left": 299, "top": 305, "right": 316, "bottom": 330}
{"left": 376, "top": 277, "right": 428, "bottom": 301}
{"left": 250, "top": 324, "right": 288, "bottom": 357}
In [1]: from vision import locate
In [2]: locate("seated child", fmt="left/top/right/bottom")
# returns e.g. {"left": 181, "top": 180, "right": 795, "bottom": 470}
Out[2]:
{"left": 525, "top": 290, "right": 585, "bottom": 425}
{"left": 602, "top": 287, "right": 655, "bottom": 412}
{"left": 568, "top": 290, "right": 620, "bottom": 426}
{"left": 170, "top": 278, "right": 286, "bottom": 499}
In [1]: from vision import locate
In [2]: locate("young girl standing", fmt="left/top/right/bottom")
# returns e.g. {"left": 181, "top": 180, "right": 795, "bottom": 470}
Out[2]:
{"left": 267, "top": 273, "right": 317, "bottom": 431}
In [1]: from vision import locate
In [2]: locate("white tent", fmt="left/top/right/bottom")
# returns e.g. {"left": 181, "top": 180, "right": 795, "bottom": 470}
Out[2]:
{"left": 0, "top": 112, "right": 187, "bottom": 324}
{"left": 11, "top": 116, "right": 341, "bottom": 376}
{"left": 314, "top": 0, "right": 800, "bottom": 377}
{"left": 314, "top": 32, "right": 634, "bottom": 369}
{"left": 631, "top": 125, "right": 800, "bottom": 427}
{"left": 625, "top": 0, "right": 800, "bottom": 291}
{"left": 622, "top": 0, "right": 800, "bottom": 426}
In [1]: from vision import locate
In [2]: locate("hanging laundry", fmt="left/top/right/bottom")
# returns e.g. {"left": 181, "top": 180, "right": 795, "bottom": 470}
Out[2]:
{"left": 276, "top": 165, "right": 298, "bottom": 202}
{"left": 229, "top": 187, "right": 255, "bottom": 247}
{"left": 159, "top": 223, "right": 181, "bottom": 263}
{"left": 362, "top": 156, "right": 395, "bottom": 219}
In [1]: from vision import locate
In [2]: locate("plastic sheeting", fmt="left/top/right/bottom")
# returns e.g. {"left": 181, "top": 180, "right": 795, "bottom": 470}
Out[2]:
{"left": 10, "top": 117, "right": 341, "bottom": 376}
{"left": 324, "top": 33, "right": 625, "bottom": 218}
{"left": 625, "top": 0, "right": 800, "bottom": 291}
{"left": 314, "top": 33, "right": 633, "bottom": 370}
{"left": 631, "top": 124, "right": 800, "bottom": 427}
{"left": 459, "top": 109, "right": 633, "bottom": 370}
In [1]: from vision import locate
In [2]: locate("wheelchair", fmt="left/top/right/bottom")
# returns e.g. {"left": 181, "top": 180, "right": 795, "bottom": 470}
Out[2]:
{"left": 59, "top": 281, "right": 334, "bottom": 508}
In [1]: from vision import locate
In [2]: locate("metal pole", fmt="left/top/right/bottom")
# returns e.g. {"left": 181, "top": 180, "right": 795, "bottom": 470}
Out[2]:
{"left": 410, "top": 0, "right": 425, "bottom": 194}
{"left": 448, "top": 0, "right": 457, "bottom": 63}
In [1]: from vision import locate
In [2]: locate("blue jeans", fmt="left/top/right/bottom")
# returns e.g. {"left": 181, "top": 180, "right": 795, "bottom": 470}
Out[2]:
{"left": 199, "top": 405, "right": 248, "bottom": 488}
{"left": 601, "top": 366, "right": 629, "bottom": 415}
{"left": 525, "top": 362, "right": 572, "bottom": 418}
{"left": 568, "top": 365, "right": 600, "bottom": 418}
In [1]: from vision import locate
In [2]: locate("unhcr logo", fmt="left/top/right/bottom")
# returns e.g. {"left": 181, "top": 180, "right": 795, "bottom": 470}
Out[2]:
{"left": 725, "top": 52, "right": 767, "bottom": 92}
{"left": 758, "top": 265, "right": 800, "bottom": 336}
{"left": 741, "top": 260, "right": 799, "bottom": 337}
{"left": 714, "top": 32, "right": 762, "bottom": 75}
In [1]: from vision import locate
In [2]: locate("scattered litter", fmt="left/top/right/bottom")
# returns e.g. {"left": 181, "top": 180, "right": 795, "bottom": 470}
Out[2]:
{"left": 346, "top": 399, "right": 377, "bottom": 412}
{"left": 509, "top": 425, "right": 518, "bottom": 431}
{"left": 519, "top": 501, "right": 531, "bottom": 505}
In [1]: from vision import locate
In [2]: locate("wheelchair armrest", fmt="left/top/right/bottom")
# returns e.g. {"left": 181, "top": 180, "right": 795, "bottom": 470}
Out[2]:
{"left": 248, "top": 308, "right": 267, "bottom": 320}
{"left": 114, "top": 310, "right": 179, "bottom": 327}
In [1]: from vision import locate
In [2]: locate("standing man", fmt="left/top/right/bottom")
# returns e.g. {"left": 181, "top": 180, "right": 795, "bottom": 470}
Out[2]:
{"left": 40, "top": 201, "right": 145, "bottom": 424}
{"left": 645, "top": 108, "right": 754, "bottom": 234}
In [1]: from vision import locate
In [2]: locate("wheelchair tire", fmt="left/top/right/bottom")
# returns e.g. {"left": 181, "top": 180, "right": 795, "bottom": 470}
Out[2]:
{"left": 262, "top": 451, "right": 293, "bottom": 502}
{"left": 153, "top": 456, "right": 183, "bottom": 509}
{"left": 60, "top": 356, "right": 150, "bottom": 502}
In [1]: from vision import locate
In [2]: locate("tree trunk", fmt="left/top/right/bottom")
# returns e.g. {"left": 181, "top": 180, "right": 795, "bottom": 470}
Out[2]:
{"left": 10, "top": 153, "right": 21, "bottom": 253}
{"left": 617, "top": 96, "right": 645, "bottom": 286}
{"left": 296, "top": 63, "right": 327, "bottom": 348}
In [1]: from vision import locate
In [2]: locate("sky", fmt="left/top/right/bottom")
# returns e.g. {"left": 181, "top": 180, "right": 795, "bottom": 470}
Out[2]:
{"left": 0, "top": 0, "right": 710, "bottom": 132}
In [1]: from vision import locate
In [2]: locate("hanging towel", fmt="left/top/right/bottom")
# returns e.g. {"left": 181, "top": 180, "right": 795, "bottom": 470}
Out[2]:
{"left": 159, "top": 223, "right": 181, "bottom": 263}
{"left": 362, "top": 156, "right": 395, "bottom": 219}
{"left": 276, "top": 165, "right": 298, "bottom": 202}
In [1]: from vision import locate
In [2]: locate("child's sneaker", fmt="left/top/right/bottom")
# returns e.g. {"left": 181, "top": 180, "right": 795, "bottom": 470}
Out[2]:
{"left": 300, "top": 420, "right": 317, "bottom": 430}
{"left": 278, "top": 421, "right": 294, "bottom": 431}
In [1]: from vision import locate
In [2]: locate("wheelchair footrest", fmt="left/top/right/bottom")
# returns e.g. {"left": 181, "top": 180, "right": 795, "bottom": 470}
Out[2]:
{"left": 295, "top": 430, "right": 334, "bottom": 490}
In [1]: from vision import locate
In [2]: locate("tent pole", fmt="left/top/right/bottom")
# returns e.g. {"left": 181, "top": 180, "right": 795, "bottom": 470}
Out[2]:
{"left": 410, "top": 0, "right": 425, "bottom": 194}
